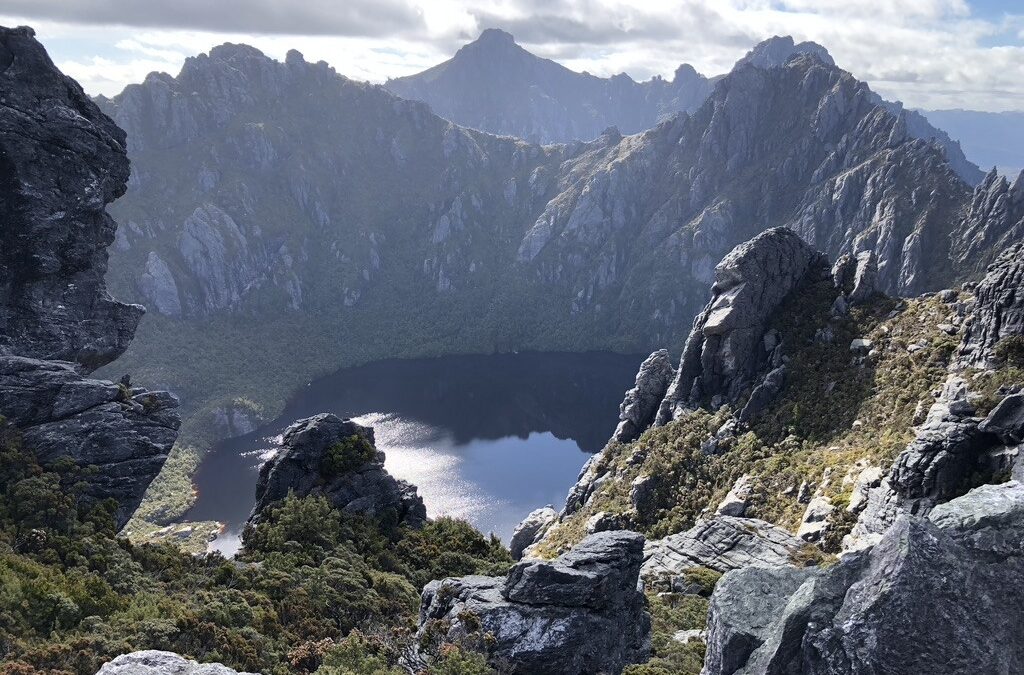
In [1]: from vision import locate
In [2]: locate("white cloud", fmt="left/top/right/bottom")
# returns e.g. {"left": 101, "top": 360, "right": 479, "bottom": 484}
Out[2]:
{"left": 2, "top": 0, "right": 1023, "bottom": 111}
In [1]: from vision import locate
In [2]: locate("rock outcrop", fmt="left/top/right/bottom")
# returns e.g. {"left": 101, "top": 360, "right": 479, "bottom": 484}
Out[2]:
{"left": 249, "top": 413, "right": 425, "bottom": 527}
{"left": 958, "top": 241, "right": 1024, "bottom": 367}
{"left": 702, "top": 481, "right": 1024, "bottom": 675}
{"left": 612, "top": 349, "right": 675, "bottom": 442}
{"left": 0, "top": 358, "right": 179, "bottom": 527}
{"left": 418, "top": 530, "right": 650, "bottom": 675}
{"left": 509, "top": 506, "right": 558, "bottom": 560}
{"left": 0, "top": 26, "right": 140, "bottom": 369}
{"left": 97, "top": 650, "right": 254, "bottom": 675}
{"left": 0, "top": 26, "right": 178, "bottom": 529}
{"left": 843, "top": 375, "right": 1008, "bottom": 551}
{"left": 656, "top": 228, "right": 828, "bottom": 423}
{"left": 642, "top": 516, "right": 805, "bottom": 583}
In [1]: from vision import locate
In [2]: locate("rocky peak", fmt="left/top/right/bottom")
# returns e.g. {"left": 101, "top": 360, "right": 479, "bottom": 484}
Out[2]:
{"left": 0, "top": 25, "right": 140, "bottom": 371}
{"left": 735, "top": 35, "right": 835, "bottom": 70}
{"left": 612, "top": 349, "right": 675, "bottom": 443}
{"left": 656, "top": 228, "right": 828, "bottom": 423}
{"left": 474, "top": 27, "right": 517, "bottom": 48}
{"left": 950, "top": 167, "right": 1024, "bottom": 278}
{"left": 249, "top": 413, "right": 426, "bottom": 527}
{"left": 385, "top": 28, "right": 712, "bottom": 144}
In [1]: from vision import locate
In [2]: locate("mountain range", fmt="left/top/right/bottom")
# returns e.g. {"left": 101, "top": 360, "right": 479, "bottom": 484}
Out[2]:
{"left": 3, "top": 23, "right": 1024, "bottom": 675}
{"left": 94, "top": 32, "right": 1018, "bottom": 442}
{"left": 386, "top": 31, "right": 984, "bottom": 185}
{"left": 919, "top": 108, "right": 1024, "bottom": 175}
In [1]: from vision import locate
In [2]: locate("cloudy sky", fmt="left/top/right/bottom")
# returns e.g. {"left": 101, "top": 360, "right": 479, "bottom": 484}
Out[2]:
{"left": 2, "top": 0, "right": 1023, "bottom": 111}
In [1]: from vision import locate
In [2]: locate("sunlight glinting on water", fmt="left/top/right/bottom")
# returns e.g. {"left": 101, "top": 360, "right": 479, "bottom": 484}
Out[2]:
{"left": 351, "top": 412, "right": 501, "bottom": 525}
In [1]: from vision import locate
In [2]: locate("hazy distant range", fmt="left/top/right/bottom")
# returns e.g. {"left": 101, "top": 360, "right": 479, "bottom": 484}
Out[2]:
{"left": 920, "top": 109, "right": 1024, "bottom": 175}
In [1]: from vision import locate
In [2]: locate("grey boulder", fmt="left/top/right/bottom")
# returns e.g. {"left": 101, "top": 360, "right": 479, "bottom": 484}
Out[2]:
{"left": 509, "top": 506, "right": 557, "bottom": 560}
{"left": 642, "top": 516, "right": 805, "bottom": 580}
{"left": 96, "top": 650, "right": 256, "bottom": 674}
{"left": 418, "top": 530, "right": 650, "bottom": 675}
{"left": 979, "top": 392, "right": 1024, "bottom": 445}
{"left": 703, "top": 480, "right": 1024, "bottom": 675}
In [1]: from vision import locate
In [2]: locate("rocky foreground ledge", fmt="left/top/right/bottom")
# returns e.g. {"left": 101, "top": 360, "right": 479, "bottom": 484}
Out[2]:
{"left": 97, "top": 650, "right": 253, "bottom": 674}
{"left": 417, "top": 530, "right": 650, "bottom": 674}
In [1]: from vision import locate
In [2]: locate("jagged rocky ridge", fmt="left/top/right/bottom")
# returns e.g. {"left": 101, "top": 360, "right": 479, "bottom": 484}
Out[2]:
{"left": 950, "top": 169, "right": 1024, "bottom": 281}
{"left": 388, "top": 32, "right": 980, "bottom": 187}
{"left": 249, "top": 412, "right": 426, "bottom": 527}
{"left": 525, "top": 224, "right": 1024, "bottom": 672}
{"left": 96, "top": 34, "right": 1008, "bottom": 432}
{"left": 0, "top": 26, "right": 178, "bottom": 528}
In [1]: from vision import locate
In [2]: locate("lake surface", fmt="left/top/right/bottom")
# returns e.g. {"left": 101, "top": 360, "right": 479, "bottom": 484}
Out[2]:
{"left": 185, "top": 351, "right": 644, "bottom": 554}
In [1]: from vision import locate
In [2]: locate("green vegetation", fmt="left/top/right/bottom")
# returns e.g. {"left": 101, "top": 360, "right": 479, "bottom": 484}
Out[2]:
{"left": 623, "top": 592, "right": 708, "bottom": 675}
{"left": 994, "top": 335, "right": 1024, "bottom": 368}
{"left": 0, "top": 425, "right": 510, "bottom": 675}
{"left": 322, "top": 436, "right": 377, "bottom": 477}
{"left": 121, "top": 444, "right": 219, "bottom": 554}
{"left": 539, "top": 282, "right": 973, "bottom": 555}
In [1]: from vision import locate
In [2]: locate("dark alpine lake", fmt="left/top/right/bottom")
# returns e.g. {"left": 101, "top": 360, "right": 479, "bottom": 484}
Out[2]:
{"left": 186, "top": 351, "right": 644, "bottom": 555}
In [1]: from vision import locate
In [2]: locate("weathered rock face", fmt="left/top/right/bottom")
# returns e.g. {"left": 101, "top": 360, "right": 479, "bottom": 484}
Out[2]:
{"left": 612, "top": 349, "right": 675, "bottom": 442}
{"left": 642, "top": 516, "right": 805, "bottom": 582}
{"left": 703, "top": 481, "right": 1024, "bottom": 675}
{"left": 0, "top": 357, "right": 179, "bottom": 527}
{"left": 509, "top": 506, "right": 558, "bottom": 560}
{"left": 656, "top": 228, "right": 828, "bottom": 424}
{"left": 0, "top": 27, "right": 179, "bottom": 529}
{"left": 418, "top": 530, "right": 650, "bottom": 675}
{"left": 950, "top": 169, "right": 1024, "bottom": 280}
{"left": 843, "top": 375, "right": 1006, "bottom": 551}
{"left": 250, "top": 413, "right": 426, "bottom": 527}
{"left": 701, "top": 565, "right": 819, "bottom": 675}
{"left": 959, "top": 241, "right": 1024, "bottom": 367}
{"left": 0, "top": 26, "right": 141, "bottom": 371}
{"left": 97, "top": 650, "right": 255, "bottom": 674}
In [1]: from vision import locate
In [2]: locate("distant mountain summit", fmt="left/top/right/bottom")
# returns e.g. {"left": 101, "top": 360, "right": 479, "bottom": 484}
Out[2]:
{"left": 385, "top": 28, "right": 713, "bottom": 143}
{"left": 734, "top": 35, "right": 834, "bottom": 69}
{"left": 387, "top": 31, "right": 983, "bottom": 185}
